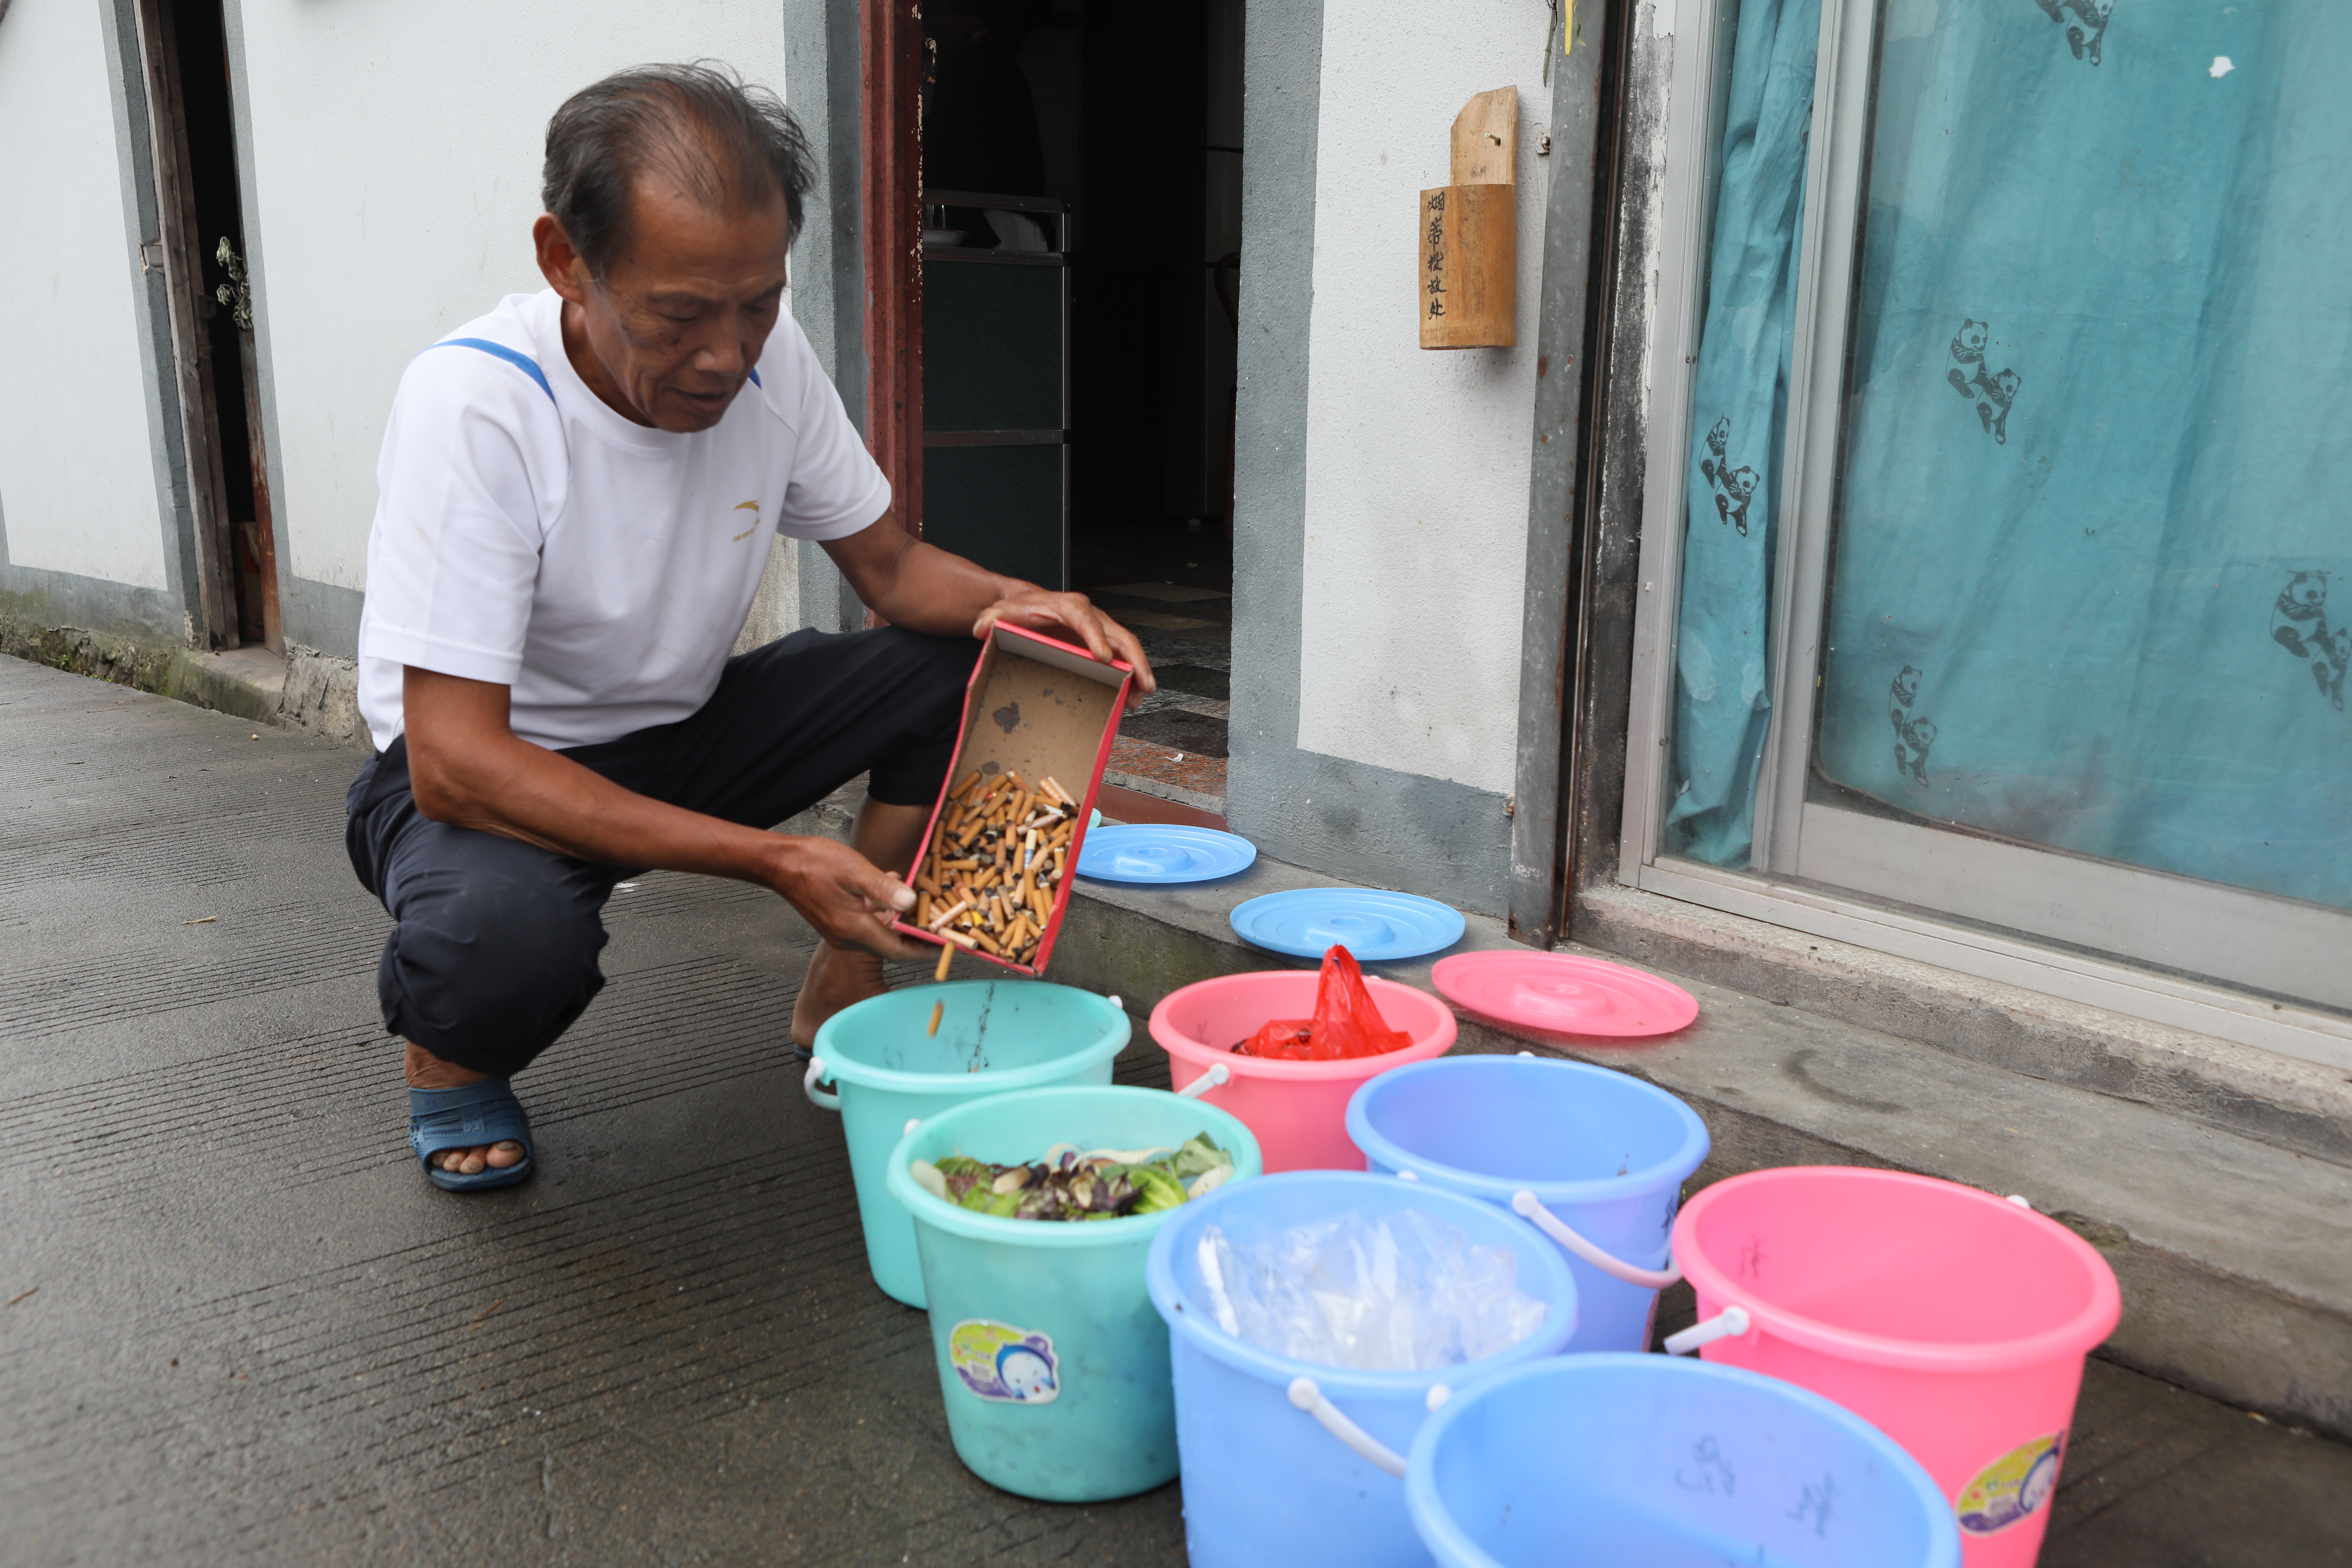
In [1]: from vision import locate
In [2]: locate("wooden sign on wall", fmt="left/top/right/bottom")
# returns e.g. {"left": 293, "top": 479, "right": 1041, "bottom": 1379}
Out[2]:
{"left": 1420, "top": 86, "right": 1518, "bottom": 350}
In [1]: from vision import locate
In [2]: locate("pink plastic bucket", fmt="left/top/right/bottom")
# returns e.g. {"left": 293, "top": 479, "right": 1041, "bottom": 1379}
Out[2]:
{"left": 1146, "top": 971, "right": 1456, "bottom": 1171}
{"left": 1671, "top": 1168, "right": 2120, "bottom": 1568}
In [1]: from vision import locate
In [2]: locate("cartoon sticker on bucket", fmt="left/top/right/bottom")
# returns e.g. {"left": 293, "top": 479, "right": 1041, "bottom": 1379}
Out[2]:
{"left": 949, "top": 1320, "right": 1061, "bottom": 1405}
{"left": 1955, "top": 1430, "right": 2064, "bottom": 1535}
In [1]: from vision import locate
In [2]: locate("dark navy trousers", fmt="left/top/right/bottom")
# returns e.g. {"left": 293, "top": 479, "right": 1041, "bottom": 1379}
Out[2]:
{"left": 345, "top": 627, "right": 975, "bottom": 1077}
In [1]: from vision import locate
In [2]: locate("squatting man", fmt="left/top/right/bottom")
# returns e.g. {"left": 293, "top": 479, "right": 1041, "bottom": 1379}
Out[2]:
{"left": 348, "top": 63, "right": 1153, "bottom": 1189}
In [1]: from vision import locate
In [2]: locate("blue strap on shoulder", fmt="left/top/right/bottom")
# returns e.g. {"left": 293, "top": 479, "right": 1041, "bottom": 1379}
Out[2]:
{"left": 430, "top": 337, "right": 556, "bottom": 405}
{"left": 748, "top": 366, "right": 762, "bottom": 387}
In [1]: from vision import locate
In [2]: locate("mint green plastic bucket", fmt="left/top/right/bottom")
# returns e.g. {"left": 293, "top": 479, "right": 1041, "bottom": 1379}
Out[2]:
{"left": 884, "top": 1085, "right": 1264, "bottom": 1502}
{"left": 808, "top": 980, "right": 1128, "bottom": 1308}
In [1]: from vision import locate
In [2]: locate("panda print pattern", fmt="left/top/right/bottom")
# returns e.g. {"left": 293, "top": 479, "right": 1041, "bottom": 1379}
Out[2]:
{"left": 2033, "top": 0, "right": 2113, "bottom": 66}
{"left": 2272, "top": 571, "right": 2348, "bottom": 713}
{"left": 1890, "top": 664, "right": 1938, "bottom": 786}
{"left": 1700, "top": 416, "right": 1762, "bottom": 536}
{"left": 1946, "top": 320, "right": 2022, "bottom": 444}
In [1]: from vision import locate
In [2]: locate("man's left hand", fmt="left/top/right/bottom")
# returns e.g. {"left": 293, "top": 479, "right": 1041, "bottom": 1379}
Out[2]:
{"left": 975, "top": 588, "right": 1158, "bottom": 707}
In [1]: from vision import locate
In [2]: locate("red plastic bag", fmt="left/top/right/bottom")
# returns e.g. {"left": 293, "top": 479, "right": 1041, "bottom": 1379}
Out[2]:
{"left": 1236, "top": 945, "right": 1413, "bottom": 1060}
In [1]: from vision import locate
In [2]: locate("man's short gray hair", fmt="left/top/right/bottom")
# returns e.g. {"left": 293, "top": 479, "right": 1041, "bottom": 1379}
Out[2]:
{"left": 542, "top": 62, "right": 814, "bottom": 278}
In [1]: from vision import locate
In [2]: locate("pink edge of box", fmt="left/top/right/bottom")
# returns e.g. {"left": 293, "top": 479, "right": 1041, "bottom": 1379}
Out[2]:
{"left": 890, "top": 621, "right": 1133, "bottom": 978}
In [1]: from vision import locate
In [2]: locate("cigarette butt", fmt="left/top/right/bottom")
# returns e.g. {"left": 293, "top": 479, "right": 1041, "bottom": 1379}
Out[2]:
{"left": 940, "top": 928, "right": 979, "bottom": 951}
{"left": 1005, "top": 771, "right": 1030, "bottom": 792}
{"left": 927, "top": 898, "right": 971, "bottom": 931}
{"left": 952, "top": 771, "right": 982, "bottom": 797}
{"left": 917, "top": 894, "right": 933, "bottom": 925}
{"left": 933, "top": 941, "right": 954, "bottom": 983}
{"left": 927, "top": 1000, "right": 944, "bottom": 1036}
{"left": 971, "top": 930, "right": 1004, "bottom": 957}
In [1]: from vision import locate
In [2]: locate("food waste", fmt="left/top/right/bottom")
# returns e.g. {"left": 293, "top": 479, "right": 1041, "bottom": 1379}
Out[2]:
{"left": 916, "top": 769, "right": 1080, "bottom": 968}
{"left": 911, "top": 1133, "right": 1236, "bottom": 1222}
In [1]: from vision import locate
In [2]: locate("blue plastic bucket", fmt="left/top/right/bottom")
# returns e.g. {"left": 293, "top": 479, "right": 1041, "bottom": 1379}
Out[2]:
{"left": 1146, "top": 1171, "right": 1578, "bottom": 1568}
{"left": 1406, "top": 1354, "right": 1961, "bottom": 1568}
{"left": 1347, "top": 1055, "right": 1708, "bottom": 1352}
{"left": 884, "top": 1085, "right": 1262, "bottom": 1502}
{"left": 808, "top": 979, "right": 1127, "bottom": 1307}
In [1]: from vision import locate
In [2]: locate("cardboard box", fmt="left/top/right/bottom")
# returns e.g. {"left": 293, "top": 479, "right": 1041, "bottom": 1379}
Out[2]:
{"left": 894, "top": 623, "right": 1133, "bottom": 976}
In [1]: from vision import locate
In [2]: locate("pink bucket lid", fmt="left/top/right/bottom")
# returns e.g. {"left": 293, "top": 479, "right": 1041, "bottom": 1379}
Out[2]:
{"left": 1430, "top": 952, "right": 1699, "bottom": 1040}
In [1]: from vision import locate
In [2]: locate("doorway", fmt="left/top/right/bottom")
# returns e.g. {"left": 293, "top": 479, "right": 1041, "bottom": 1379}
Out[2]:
{"left": 134, "top": 0, "right": 280, "bottom": 651}
{"left": 911, "top": 0, "right": 1241, "bottom": 820}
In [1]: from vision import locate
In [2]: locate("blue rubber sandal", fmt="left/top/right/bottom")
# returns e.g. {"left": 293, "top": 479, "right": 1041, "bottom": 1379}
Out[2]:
{"left": 409, "top": 1079, "right": 535, "bottom": 1192}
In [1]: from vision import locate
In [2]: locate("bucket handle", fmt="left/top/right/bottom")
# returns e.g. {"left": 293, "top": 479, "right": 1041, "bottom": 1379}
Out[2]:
{"left": 804, "top": 1055, "right": 841, "bottom": 1113}
{"left": 1509, "top": 1191, "right": 1682, "bottom": 1290}
{"left": 1176, "top": 1063, "right": 1232, "bottom": 1100}
{"left": 1663, "top": 1305, "right": 1751, "bottom": 1356}
{"left": 1289, "top": 1377, "right": 1450, "bottom": 1478}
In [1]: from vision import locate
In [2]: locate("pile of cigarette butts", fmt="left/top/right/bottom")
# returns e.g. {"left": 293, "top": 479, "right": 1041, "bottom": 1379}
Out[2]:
{"left": 915, "top": 769, "right": 1082, "bottom": 985}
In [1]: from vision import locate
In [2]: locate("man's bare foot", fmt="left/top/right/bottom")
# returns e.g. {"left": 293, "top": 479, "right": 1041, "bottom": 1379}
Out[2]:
{"left": 793, "top": 940, "right": 889, "bottom": 1051}
{"left": 406, "top": 1040, "right": 527, "bottom": 1176}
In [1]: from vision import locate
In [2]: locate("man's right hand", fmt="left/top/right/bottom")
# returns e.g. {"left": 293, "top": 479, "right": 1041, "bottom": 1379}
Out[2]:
{"left": 761, "top": 833, "right": 929, "bottom": 960}
{"left": 405, "top": 667, "right": 925, "bottom": 958}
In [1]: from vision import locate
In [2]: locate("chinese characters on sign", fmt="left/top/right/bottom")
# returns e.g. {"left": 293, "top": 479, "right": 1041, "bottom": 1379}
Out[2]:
{"left": 1425, "top": 190, "right": 1448, "bottom": 318}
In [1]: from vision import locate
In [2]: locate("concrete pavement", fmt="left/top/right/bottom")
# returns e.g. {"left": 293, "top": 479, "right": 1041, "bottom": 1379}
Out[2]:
{"left": 1, "top": 652, "right": 2345, "bottom": 1565}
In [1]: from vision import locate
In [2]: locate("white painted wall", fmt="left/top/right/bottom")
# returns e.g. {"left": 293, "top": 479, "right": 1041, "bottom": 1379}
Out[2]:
{"left": 1293, "top": 0, "right": 1550, "bottom": 797}
{"left": 0, "top": 0, "right": 171, "bottom": 592}
{"left": 231, "top": 0, "right": 793, "bottom": 600}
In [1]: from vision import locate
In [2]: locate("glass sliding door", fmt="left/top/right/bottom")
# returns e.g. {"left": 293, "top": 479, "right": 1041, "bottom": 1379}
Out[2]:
{"left": 1653, "top": 0, "right": 2352, "bottom": 1023}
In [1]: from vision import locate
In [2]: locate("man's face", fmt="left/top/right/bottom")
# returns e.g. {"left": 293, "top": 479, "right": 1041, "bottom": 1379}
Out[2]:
{"left": 538, "top": 178, "right": 791, "bottom": 433}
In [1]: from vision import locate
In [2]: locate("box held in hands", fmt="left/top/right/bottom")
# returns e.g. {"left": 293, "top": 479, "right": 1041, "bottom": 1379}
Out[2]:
{"left": 896, "top": 623, "right": 1132, "bottom": 976}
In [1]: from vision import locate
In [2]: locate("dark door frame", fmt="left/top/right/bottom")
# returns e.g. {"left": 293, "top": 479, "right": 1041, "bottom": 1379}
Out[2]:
{"left": 861, "top": 0, "right": 925, "bottom": 541}
{"left": 1509, "top": 0, "right": 1626, "bottom": 946}
{"left": 130, "top": 0, "right": 281, "bottom": 652}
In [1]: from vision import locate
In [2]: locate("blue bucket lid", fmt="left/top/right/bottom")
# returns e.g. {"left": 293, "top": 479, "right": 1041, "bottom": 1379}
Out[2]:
{"left": 1076, "top": 824, "right": 1258, "bottom": 883}
{"left": 1228, "top": 888, "right": 1466, "bottom": 961}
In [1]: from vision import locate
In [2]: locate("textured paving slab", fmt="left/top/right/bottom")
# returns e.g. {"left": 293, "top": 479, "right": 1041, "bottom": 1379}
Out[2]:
{"left": 3, "top": 653, "right": 2346, "bottom": 1566}
{"left": 0, "top": 656, "right": 1182, "bottom": 1566}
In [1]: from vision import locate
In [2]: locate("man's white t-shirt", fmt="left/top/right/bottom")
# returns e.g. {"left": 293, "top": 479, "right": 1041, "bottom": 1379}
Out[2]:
{"left": 355, "top": 289, "right": 890, "bottom": 752}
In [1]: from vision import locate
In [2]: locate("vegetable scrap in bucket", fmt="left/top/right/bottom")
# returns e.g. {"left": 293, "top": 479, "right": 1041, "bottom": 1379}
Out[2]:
{"left": 911, "top": 1134, "right": 1235, "bottom": 1221}
{"left": 1233, "top": 945, "right": 1413, "bottom": 1060}
{"left": 916, "top": 770, "right": 1081, "bottom": 968}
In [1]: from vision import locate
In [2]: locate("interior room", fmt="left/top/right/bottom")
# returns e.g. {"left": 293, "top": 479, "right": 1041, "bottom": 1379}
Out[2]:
{"left": 918, "top": 0, "right": 1243, "bottom": 816}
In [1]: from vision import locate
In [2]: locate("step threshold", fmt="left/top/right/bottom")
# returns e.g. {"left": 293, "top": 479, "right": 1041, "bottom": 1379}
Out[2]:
{"left": 1046, "top": 853, "right": 2352, "bottom": 1441}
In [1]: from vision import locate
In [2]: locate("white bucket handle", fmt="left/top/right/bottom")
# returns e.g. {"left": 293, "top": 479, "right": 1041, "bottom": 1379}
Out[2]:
{"left": 804, "top": 1055, "right": 841, "bottom": 1112}
{"left": 1663, "top": 1305, "right": 1751, "bottom": 1356}
{"left": 1510, "top": 1190, "right": 1682, "bottom": 1290}
{"left": 1288, "top": 1377, "right": 1411, "bottom": 1478}
{"left": 1176, "top": 1063, "right": 1232, "bottom": 1100}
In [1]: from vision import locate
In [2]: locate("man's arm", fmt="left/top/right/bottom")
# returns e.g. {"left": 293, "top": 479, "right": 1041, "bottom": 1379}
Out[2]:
{"left": 821, "top": 511, "right": 1158, "bottom": 699}
{"left": 402, "top": 667, "right": 927, "bottom": 958}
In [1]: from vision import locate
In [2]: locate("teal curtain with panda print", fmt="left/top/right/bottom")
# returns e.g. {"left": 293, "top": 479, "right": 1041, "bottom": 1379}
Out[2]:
{"left": 1670, "top": 0, "right": 2352, "bottom": 911}
{"left": 1813, "top": 1, "right": 2352, "bottom": 911}
{"left": 1666, "top": 0, "right": 1820, "bottom": 867}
